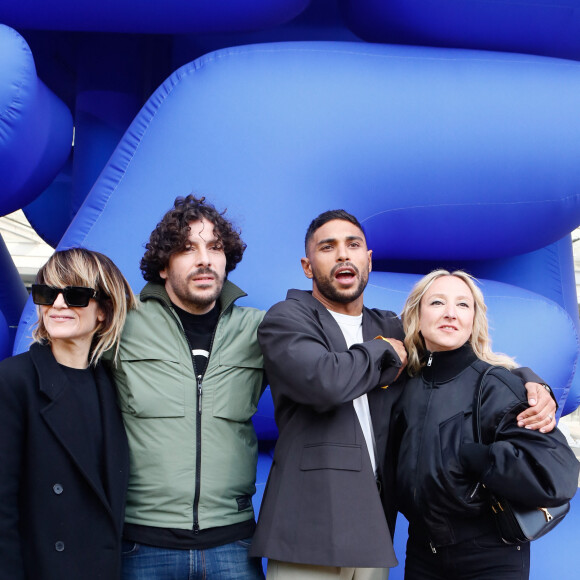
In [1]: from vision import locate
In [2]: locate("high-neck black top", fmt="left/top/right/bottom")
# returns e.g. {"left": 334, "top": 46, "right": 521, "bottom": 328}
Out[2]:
{"left": 420, "top": 342, "right": 478, "bottom": 384}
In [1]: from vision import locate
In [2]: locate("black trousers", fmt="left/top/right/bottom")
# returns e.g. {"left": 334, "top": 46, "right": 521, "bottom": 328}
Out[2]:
{"left": 404, "top": 532, "right": 530, "bottom": 580}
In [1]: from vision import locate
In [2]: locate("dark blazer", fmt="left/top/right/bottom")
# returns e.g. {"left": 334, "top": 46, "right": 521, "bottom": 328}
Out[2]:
{"left": 250, "top": 290, "right": 405, "bottom": 568}
{"left": 0, "top": 343, "right": 129, "bottom": 580}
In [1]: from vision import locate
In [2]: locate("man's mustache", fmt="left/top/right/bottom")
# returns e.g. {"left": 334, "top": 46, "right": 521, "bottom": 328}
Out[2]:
{"left": 330, "top": 262, "right": 360, "bottom": 277}
{"left": 188, "top": 267, "right": 219, "bottom": 280}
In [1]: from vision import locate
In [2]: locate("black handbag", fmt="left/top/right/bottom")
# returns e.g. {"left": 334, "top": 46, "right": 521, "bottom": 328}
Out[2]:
{"left": 472, "top": 367, "right": 570, "bottom": 544}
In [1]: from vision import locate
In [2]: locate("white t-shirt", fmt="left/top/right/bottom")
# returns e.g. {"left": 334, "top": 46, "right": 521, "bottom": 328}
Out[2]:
{"left": 328, "top": 309, "right": 378, "bottom": 475}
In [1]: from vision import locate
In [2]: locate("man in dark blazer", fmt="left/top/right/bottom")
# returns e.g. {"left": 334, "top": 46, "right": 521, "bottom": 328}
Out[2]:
{"left": 250, "top": 209, "right": 556, "bottom": 580}
{"left": 250, "top": 210, "right": 407, "bottom": 580}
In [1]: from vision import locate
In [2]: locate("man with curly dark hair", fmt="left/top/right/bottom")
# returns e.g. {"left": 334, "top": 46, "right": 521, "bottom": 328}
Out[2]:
{"left": 112, "top": 195, "right": 266, "bottom": 580}
{"left": 140, "top": 194, "right": 246, "bottom": 285}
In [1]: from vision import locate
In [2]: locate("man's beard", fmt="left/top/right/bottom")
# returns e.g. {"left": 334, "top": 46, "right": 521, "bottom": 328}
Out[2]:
{"left": 312, "top": 262, "right": 368, "bottom": 305}
{"left": 175, "top": 267, "right": 224, "bottom": 311}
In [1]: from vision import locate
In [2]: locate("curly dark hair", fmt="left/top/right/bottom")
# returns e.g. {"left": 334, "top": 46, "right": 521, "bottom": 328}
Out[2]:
{"left": 140, "top": 195, "right": 246, "bottom": 283}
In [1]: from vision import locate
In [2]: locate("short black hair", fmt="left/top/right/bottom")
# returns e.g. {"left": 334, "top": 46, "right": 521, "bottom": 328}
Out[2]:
{"left": 304, "top": 209, "right": 365, "bottom": 252}
{"left": 140, "top": 195, "right": 246, "bottom": 283}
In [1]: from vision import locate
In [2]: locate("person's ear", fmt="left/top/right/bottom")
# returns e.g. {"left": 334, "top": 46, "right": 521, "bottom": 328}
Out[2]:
{"left": 301, "top": 257, "right": 313, "bottom": 279}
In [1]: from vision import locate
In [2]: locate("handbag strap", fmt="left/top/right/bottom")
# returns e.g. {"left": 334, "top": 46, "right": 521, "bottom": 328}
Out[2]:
{"left": 472, "top": 365, "right": 497, "bottom": 445}
{"left": 470, "top": 365, "right": 498, "bottom": 497}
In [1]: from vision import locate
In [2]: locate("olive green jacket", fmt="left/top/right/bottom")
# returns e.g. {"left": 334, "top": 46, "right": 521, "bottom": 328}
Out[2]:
{"left": 112, "top": 281, "right": 265, "bottom": 531}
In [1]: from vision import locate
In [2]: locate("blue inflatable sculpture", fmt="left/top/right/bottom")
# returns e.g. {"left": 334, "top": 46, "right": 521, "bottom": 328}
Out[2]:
{"left": 1, "top": 1, "right": 579, "bottom": 577}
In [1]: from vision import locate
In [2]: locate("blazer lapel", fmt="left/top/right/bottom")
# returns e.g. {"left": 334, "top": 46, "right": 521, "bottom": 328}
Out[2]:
{"left": 298, "top": 290, "right": 398, "bottom": 429}
{"left": 316, "top": 305, "right": 349, "bottom": 351}
{"left": 317, "top": 300, "right": 386, "bottom": 403}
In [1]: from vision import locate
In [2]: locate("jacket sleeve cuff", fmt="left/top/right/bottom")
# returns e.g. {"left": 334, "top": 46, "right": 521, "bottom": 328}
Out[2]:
{"left": 512, "top": 367, "right": 558, "bottom": 409}
{"left": 459, "top": 442, "right": 490, "bottom": 476}
{"left": 512, "top": 366, "right": 542, "bottom": 384}
{"left": 374, "top": 336, "right": 402, "bottom": 369}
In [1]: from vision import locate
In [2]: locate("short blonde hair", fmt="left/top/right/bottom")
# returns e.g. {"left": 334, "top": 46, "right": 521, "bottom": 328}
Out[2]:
{"left": 33, "top": 248, "right": 136, "bottom": 365}
{"left": 401, "top": 269, "right": 516, "bottom": 375}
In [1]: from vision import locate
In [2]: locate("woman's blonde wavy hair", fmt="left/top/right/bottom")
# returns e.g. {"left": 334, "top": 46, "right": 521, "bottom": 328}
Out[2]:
{"left": 32, "top": 248, "right": 136, "bottom": 365}
{"left": 401, "top": 269, "right": 516, "bottom": 376}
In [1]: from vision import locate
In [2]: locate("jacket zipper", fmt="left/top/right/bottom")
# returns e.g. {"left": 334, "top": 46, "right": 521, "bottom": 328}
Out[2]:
{"left": 197, "top": 374, "right": 203, "bottom": 413}
{"left": 182, "top": 312, "right": 221, "bottom": 534}
{"left": 151, "top": 285, "right": 241, "bottom": 535}
{"left": 192, "top": 372, "right": 202, "bottom": 533}
{"left": 418, "top": 353, "right": 436, "bottom": 552}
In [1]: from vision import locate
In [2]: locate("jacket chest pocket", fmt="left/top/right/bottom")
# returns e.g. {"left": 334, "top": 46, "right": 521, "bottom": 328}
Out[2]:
{"left": 211, "top": 354, "right": 263, "bottom": 422}
{"left": 438, "top": 411, "right": 467, "bottom": 468}
{"left": 438, "top": 411, "right": 478, "bottom": 505}
{"left": 117, "top": 357, "right": 186, "bottom": 417}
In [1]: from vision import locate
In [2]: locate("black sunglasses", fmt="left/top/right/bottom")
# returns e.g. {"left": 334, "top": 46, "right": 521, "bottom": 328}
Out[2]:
{"left": 31, "top": 284, "right": 99, "bottom": 308}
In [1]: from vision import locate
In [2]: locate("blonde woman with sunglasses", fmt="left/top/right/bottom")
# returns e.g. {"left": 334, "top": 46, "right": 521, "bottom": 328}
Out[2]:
{"left": 0, "top": 248, "right": 135, "bottom": 580}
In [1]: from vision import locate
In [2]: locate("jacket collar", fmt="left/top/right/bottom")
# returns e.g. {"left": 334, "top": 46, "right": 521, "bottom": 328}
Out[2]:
{"left": 421, "top": 342, "right": 478, "bottom": 383}
{"left": 285, "top": 288, "right": 379, "bottom": 349}
{"left": 140, "top": 279, "right": 247, "bottom": 316}
{"left": 31, "top": 341, "right": 70, "bottom": 400}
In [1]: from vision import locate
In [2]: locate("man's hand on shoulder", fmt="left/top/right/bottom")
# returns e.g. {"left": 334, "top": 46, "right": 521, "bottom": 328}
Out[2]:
{"left": 517, "top": 382, "right": 557, "bottom": 433}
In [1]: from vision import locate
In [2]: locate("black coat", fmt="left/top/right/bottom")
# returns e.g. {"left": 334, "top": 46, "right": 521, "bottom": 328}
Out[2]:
{"left": 0, "top": 343, "right": 129, "bottom": 580}
{"left": 250, "top": 289, "right": 405, "bottom": 568}
{"left": 392, "top": 345, "right": 580, "bottom": 548}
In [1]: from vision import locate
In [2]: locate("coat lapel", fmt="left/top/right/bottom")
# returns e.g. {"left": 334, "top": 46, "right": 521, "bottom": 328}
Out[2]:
{"left": 31, "top": 344, "right": 114, "bottom": 516}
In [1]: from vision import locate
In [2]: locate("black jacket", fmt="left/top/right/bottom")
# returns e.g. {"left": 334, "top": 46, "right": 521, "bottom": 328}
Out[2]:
{"left": 250, "top": 289, "right": 405, "bottom": 567}
{"left": 0, "top": 343, "right": 129, "bottom": 579}
{"left": 392, "top": 344, "right": 579, "bottom": 548}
